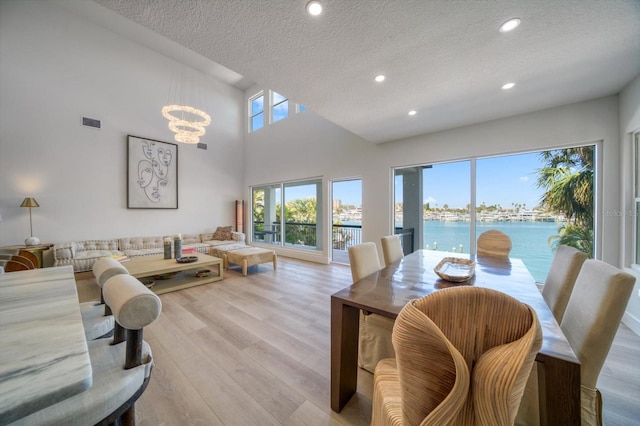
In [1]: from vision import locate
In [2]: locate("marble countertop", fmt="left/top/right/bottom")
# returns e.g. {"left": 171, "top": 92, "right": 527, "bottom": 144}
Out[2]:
{"left": 0, "top": 266, "right": 92, "bottom": 424}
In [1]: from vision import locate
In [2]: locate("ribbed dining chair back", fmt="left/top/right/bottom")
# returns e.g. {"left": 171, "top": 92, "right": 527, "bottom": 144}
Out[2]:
{"left": 348, "top": 242, "right": 395, "bottom": 373}
{"left": 560, "top": 259, "right": 635, "bottom": 426}
{"left": 372, "top": 286, "right": 542, "bottom": 425}
{"left": 380, "top": 235, "right": 404, "bottom": 267}
{"left": 477, "top": 229, "right": 512, "bottom": 258}
{"left": 542, "top": 245, "right": 588, "bottom": 323}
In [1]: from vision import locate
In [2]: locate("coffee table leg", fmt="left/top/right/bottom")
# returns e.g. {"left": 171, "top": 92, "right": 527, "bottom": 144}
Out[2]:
{"left": 242, "top": 259, "right": 248, "bottom": 276}
{"left": 273, "top": 253, "right": 277, "bottom": 270}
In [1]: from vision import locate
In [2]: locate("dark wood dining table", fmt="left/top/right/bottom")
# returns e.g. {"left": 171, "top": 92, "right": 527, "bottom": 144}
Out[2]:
{"left": 330, "top": 249, "right": 580, "bottom": 425}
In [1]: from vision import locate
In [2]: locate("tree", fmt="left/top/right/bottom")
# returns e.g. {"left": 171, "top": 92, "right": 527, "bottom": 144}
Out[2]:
{"left": 537, "top": 146, "right": 594, "bottom": 256}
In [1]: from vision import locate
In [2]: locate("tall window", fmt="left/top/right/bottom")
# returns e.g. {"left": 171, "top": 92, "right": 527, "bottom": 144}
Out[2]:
{"left": 635, "top": 132, "right": 640, "bottom": 265}
{"left": 251, "top": 178, "right": 323, "bottom": 251}
{"left": 272, "top": 92, "right": 288, "bottom": 123}
{"left": 394, "top": 146, "right": 595, "bottom": 282}
{"left": 331, "top": 179, "right": 362, "bottom": 264}
{"left": 249, "top": 92, "right": 264, "bottom": 132}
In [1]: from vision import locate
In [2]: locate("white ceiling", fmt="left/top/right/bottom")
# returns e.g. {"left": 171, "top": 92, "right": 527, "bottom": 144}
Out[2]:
{"left": 77, "top": 0, "right": 640, "bottom": 144}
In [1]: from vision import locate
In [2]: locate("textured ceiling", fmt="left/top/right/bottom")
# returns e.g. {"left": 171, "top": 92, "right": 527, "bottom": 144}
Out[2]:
{"left": 87, "top": 0, "right": 640, "bottom": 144}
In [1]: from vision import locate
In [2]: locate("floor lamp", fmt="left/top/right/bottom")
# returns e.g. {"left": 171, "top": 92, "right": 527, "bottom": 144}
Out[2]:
{"left": 236, "top": 200, "right": 245, "bottom": 234}
{"left": 20, "top": 197, "right": 40, "bottom": 246}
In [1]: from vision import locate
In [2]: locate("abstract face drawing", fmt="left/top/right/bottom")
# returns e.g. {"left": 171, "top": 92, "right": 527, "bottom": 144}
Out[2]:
{"left": 136, "top": 142, "right": 173, "bottom": 203}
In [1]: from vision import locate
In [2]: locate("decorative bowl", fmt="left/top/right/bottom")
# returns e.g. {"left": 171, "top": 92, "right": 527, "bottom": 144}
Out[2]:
{"left": 195, "top": 269, "right": 211, "bottom": 278}
{"left": 176, "top": 256, "right": 198, "bottom": 264}
{"left": 434, "top": 257, "right": 476, "bottom": 282}
{"left": 152, "top": 271, "right": 181, "bottom": 280}
{"left": 140, "top": 278, "right": 155, "bottom": 288}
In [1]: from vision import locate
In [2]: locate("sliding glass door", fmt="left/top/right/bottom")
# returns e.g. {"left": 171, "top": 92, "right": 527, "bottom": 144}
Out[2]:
{"left": 251, "top": 178, "right": 323, "bottom": 251}
{"left": 394, "top": 146, "right": 595, "bottom": 282}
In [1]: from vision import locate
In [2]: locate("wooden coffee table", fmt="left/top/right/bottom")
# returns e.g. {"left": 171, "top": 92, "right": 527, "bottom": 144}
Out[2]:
{"left": 123, "top": 253, "right": 223, "bottom": 294}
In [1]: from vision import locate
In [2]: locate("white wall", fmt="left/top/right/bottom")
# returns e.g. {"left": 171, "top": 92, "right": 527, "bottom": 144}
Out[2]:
{"left": 619, "top": 74, "right": 640, "bottom": 334}
{"left": 0, "top": 1, "right": 245, "bottom": 246}
{"left": 245, "top": 94, "right": 621, "bottom": 264}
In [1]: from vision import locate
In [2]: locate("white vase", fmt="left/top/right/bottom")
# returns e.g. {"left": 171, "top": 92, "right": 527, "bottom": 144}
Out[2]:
{"left": 25, "top": 236, "right": 40, "bottom": 246}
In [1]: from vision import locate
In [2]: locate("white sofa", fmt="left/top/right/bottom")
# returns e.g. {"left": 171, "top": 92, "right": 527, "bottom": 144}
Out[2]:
{"left": 53, "top": 230, "right": 245, "bottom": 272}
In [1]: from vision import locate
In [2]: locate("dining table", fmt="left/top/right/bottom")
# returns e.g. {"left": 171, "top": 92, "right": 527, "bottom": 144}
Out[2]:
{"left": 0, "top": 266, "right": 93, "bottom": 424}
{"left": 330, "top": 249, "right": 580, "bottom": 425}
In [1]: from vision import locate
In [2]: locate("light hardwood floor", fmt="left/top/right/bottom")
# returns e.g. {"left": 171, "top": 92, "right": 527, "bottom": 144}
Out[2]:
{"left": 76, "top": 257, "right": 640, "bottom": 425}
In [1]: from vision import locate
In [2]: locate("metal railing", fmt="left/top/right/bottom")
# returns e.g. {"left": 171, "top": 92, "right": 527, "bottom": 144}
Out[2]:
{"left": 252, "top": 222, "right": 413, "bottom": 254}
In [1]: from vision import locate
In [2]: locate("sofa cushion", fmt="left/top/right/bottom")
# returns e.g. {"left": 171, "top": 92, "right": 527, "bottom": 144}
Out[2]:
{"left": 123, "top": 248, "right": 163, "bottom": 257}
{"left": 182, "top": 233, "right": 200, "bottom": 245}
{"left": 212, "top": 226, "right": 233, "bottom": 241}
{"left": 75, "top": 250, "right": 124, "bottom": 260}
{"left": 119, "top": 236, "right": 164, "bottom": 250}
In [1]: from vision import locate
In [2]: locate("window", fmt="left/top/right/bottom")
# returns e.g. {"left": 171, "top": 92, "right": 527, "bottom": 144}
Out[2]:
{"left": 251, "top": 178, "right": 323, "bottom": 251}
{"left": 272, "top": 92, "right": 288, "bottom": 123}
{"left": 394, "top": 146, "right": 595, "bottom": 283}
{"left": 635, "top": 132, "right": 640, "bottom": 265}
{"left": 249, "top": 92, "right": 264, "bottom": 132}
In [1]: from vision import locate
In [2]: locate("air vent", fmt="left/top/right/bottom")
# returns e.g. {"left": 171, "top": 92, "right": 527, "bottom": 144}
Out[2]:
{"left": 197, "top": 143, "right": 207, "bottom": 150}
{"left": 82, "top": 116, "right": 101, "bottom": 129}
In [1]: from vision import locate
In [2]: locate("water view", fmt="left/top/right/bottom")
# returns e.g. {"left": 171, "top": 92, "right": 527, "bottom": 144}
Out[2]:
{"left": 422, "top": 221, "right": 559, "bottom": 283}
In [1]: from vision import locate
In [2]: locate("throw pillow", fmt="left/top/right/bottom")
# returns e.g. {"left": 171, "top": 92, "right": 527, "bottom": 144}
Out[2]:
{"left": 212, "top": 226, "right": 233, "bottom": 241}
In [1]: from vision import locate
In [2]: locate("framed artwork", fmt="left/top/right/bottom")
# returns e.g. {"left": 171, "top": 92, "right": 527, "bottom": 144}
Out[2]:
{"left": 127, "top": 135, "right": 178, "bottom": 209}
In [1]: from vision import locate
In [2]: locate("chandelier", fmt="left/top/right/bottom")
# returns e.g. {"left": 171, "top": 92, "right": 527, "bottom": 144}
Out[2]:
{"left": 162, "top": 104, "right": 211, "bottom": 144}
{"left": 162, "top": 52, "right": 211, "bottom": 144}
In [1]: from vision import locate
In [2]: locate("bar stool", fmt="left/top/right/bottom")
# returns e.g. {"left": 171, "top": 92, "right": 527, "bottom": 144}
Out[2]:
{"left": 80, "top": 257, "right": 128, "bottom": 340}
{"left": 14, "top": 274, "right": 161, "bottom": 425}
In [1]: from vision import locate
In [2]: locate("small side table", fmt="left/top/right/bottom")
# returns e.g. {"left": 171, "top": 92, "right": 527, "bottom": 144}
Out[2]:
{"left": 0, "top": 244, "right": 53, "bottom": 268}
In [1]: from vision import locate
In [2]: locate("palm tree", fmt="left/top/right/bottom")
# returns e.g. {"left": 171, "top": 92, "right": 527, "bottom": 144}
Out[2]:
{"left": 537, "top": 146, "right": 594, "bottom": 256}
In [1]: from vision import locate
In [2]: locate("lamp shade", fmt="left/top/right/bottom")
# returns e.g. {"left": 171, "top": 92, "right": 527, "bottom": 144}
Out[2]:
{"left": 20, "top": 198, "right": 39, "bottom": 208}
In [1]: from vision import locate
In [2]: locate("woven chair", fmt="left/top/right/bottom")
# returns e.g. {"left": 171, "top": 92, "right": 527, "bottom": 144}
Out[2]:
{"left": 372, "top": 286, "right": 542, "bottom": 425}
{"left": 541, "top": 245, "right": 588, "bottom": 323}
{"left": 477, "top": 229, "right": 512, "bottom": 258}
{"left": 348, "top": 242, "right": 396, "bottom": 373}
{"left": 17, "top": 274, "right": 161, "bottom": 425}
{"left": 79, "top": 257, "right": 129, "bottom": 340}
{"left": 381, "top": 235, "right": 404, "bottom": 267}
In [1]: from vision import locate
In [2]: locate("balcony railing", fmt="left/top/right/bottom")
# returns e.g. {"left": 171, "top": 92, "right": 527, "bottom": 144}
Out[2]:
{"left": 253, "top": 222, "right": 414, "bottom": 260}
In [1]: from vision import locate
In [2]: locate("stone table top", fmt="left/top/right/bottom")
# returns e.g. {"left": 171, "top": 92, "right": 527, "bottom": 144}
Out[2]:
{"left": 0, "top": 266, "right": 92, "bottom": 424}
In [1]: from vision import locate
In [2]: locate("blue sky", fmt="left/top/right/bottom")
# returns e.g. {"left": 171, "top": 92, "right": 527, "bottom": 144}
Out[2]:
{"left": 287, "top": 152, "right": 546, "bottom": 209}
{"left": 415, "top": 152, "right": 545, "bottom": 209}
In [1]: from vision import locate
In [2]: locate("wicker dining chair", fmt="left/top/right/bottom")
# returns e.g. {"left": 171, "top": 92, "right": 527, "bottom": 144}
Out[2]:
{"left": 381, "top": 235, "right": 404, "bottom": 267}
{"left": 476, "top": 229, "right": 512, "bottom": 258}
{"left": 372, "top": 286, "right": 542, "bottom": 425}
{"left": 348, "top": 242, "right": 396, "bottom": 373}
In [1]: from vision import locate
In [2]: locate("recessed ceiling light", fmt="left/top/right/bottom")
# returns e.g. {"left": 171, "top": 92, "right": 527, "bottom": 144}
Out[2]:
{"left": 306, "top": 1, "right": 322, "bottom": 16}
{"left": 374, "top": 74, "right": 385, "bottom": 83}
{"left": 501, "top": 82, "right": 516, "bottom": 90}
{"left": 408, "top": 110, "right": 417, "bottom": 116}
{"left": 499, "top": 18, "right": 521, "bottom": 33}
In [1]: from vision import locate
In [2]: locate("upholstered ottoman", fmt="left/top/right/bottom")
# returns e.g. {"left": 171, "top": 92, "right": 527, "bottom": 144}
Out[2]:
{"left": 224, "top": 247, "right": 277, "bottom": 276}
{"left": 209, "top": 243, "right": 247, "bottom": 261}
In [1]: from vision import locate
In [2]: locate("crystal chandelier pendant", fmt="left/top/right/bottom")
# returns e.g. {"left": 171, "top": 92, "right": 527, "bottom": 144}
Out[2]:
{"left": 162, "top": 104, "right": 211, "bottom": 144}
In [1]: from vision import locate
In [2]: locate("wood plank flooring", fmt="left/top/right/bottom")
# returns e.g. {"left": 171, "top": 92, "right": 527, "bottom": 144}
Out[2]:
{"left": 76, "top": 257, "right": 640, "bottom": 425}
